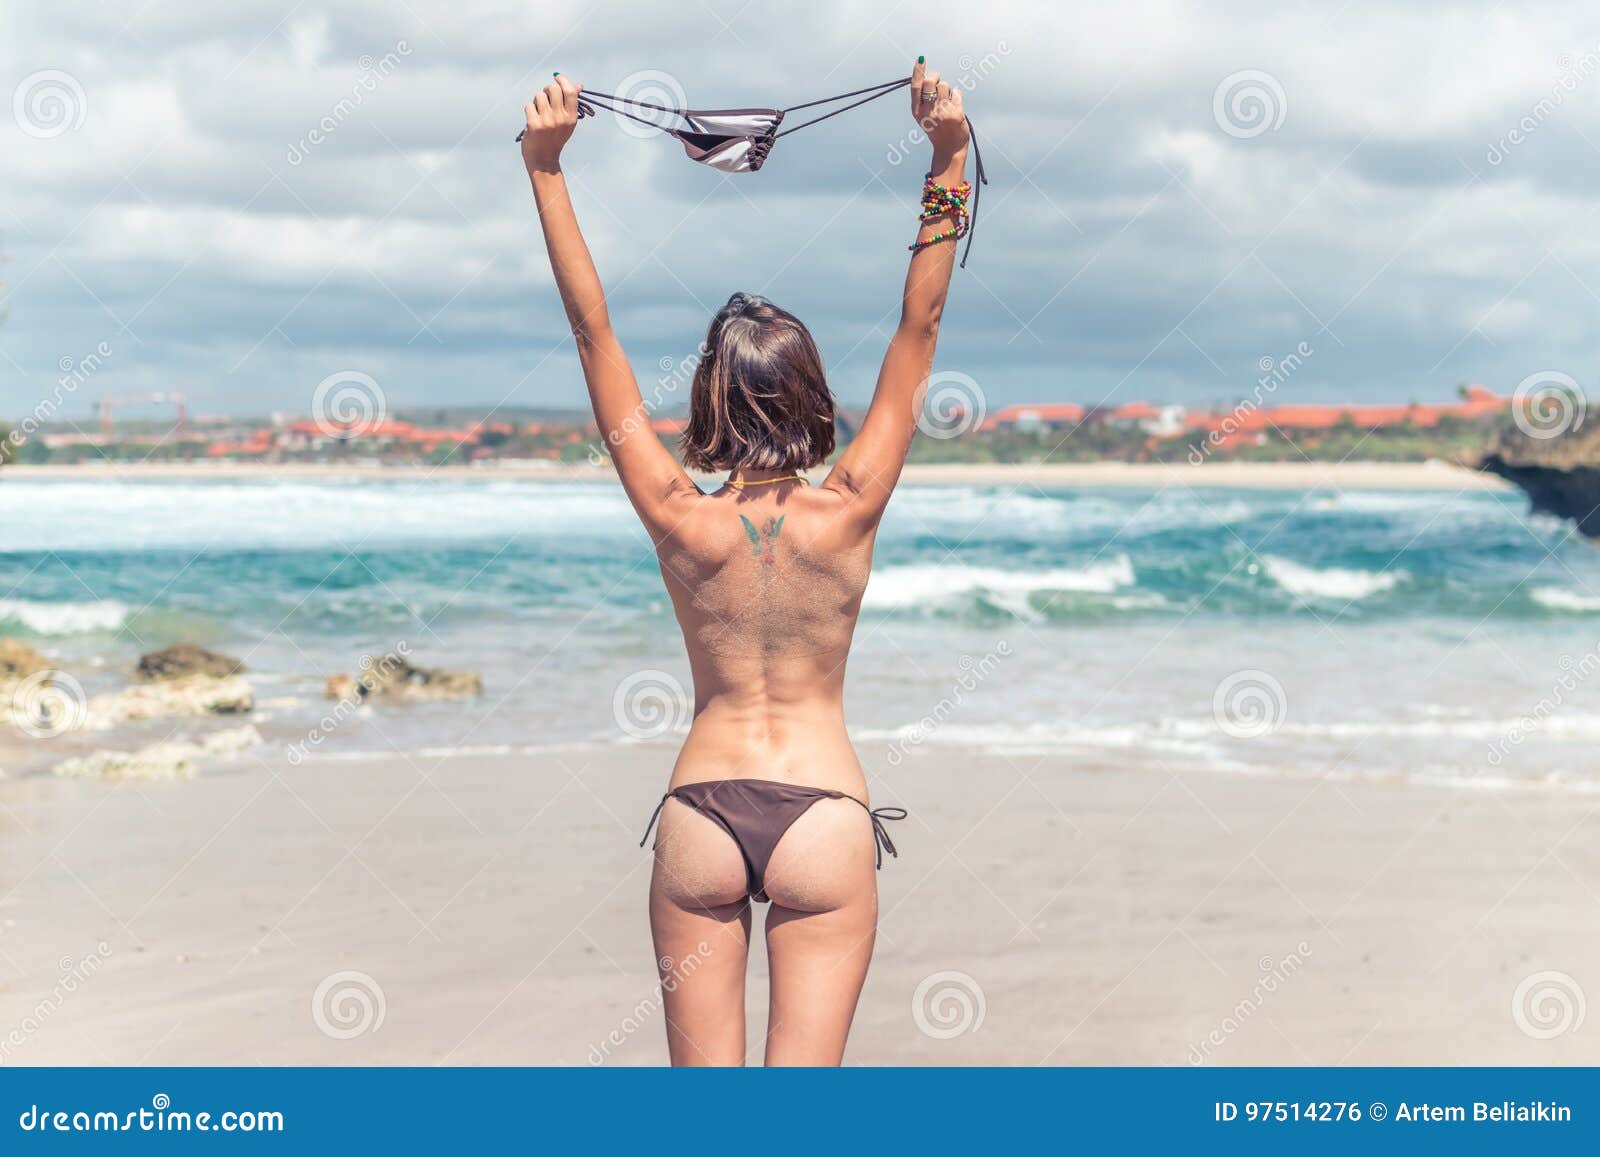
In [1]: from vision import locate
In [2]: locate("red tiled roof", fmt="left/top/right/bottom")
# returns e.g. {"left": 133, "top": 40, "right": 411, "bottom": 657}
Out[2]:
{"left": 1111, "top": 402, "right": 1158, "bottom": 420}
{"left": 1183, "top": 391, "right": 1513, "bottom": 436}
{"left": 982, "top": 403, "right": 1086, "bottom": 431}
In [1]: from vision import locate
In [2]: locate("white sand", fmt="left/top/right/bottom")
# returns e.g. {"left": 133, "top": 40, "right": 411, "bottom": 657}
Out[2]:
{"left": 0, "top": 742, "right": 1592, "bottom": 1066}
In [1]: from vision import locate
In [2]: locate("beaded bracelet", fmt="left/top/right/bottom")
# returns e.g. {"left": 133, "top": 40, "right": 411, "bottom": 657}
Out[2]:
{"left": 908, "top": 174, "right": 973, "bottom": 253}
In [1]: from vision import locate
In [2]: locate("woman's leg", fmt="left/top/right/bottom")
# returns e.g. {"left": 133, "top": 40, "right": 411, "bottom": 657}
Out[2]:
{"left": 760, "top": 799, "right": 880, "bottom": 1066}
{"left": 648, "top": 799, "right": 753, "bottom": 1065}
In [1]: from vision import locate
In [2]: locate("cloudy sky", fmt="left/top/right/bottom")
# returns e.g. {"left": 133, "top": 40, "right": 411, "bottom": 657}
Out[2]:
{"left": 2, "top": 0, "right": 1598, "bottom": 422}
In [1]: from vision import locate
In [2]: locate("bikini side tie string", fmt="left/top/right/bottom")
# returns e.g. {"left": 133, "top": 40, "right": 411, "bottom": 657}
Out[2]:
{"left": 868, "top": 806, "right": 908, "bottom": 868}
{"left": 838, "top": 795, "right": 907, "bottom": 869}
{"left": 638, "top": 791, "right": 673, "bottom": 848}
{"left": 960, "top": 117, "right": 987, "bottom": 269}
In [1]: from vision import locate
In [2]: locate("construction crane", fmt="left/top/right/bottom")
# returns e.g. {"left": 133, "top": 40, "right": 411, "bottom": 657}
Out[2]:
{"left": 99, "top": 392, "right": 187, "bottom": 442}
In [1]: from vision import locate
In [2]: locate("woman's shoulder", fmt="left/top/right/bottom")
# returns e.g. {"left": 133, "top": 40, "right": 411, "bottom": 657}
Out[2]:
{"left": 660, "top": 486, "right": 867, "bottom": 557}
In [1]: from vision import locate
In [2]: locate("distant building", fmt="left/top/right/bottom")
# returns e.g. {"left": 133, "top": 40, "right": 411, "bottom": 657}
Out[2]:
{"left": 1181, "top": 384, "right": 1511, "bottom": 450}
{"left": 962, "top": 385, "right": 1509, "bottom": 451}
{"left": 980, "top": 403, "right": 1086, "bottom": 433}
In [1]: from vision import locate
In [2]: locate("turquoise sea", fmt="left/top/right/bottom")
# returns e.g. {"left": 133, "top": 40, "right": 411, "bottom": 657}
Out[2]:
{"left": 3, "top": 476, "right": 1599, "bottom": 788}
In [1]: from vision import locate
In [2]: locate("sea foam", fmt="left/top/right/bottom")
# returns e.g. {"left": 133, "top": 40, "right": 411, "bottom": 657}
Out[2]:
{"left": 0, "top": 598, "right": 129, "bottom": 635}
{"left": 1531, "top": 587, "right": 1600, "bottom": 613}
{"left": 863, "top": 555, "right": 1137, "bottom": 616}
{"left": 1260, "top": 554, "right": 1405, "bottom": 600}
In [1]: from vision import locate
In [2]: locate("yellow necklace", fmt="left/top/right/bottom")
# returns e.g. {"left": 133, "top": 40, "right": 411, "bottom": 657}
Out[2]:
{"left": 725, "top": 474, "right": 805, "bottom": 489}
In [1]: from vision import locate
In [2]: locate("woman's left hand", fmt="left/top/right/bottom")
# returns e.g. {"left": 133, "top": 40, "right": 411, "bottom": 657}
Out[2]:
{"left": 911, "top": 58, "right": 968, "bottom": 165}
{"left": 522, "top": 75, "right": 582, "bottom": 174}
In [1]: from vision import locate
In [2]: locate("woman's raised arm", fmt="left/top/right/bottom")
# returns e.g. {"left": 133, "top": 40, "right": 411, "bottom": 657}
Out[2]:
{"left": 823, "top": 59, "right": 970, "bottom": 524}
{"left": 522, "top": 76, "right": 697, "bottom": 534}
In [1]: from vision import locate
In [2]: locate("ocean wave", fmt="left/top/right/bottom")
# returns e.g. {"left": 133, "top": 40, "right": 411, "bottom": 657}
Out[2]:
{"left": 863, "top": 556, "right": 1137, "bottom": 617}
{"left": 293, "top": 739, "right": 604, "bottom": 762}
{"left": 0, "top": 480, "right": 642, "bottom": 551}
{"left": 853, "top": 715, "right": 1600, "bottom": 793}
{"left": 853, "top": 720, "right": 1228, "bottom": 761}
{"left": 861, "top": 708, "right": 1600, "bottom": 756}
{"left": 885, "top": 488, "right": 1081, "bottom": 533}
{"left": 1158, "top": 712, "right": 1600, "bottom": 742}
{"left": 1531, "top": 587, "right": 1600, "bottom": 613}
{"left": 1108, "top": 591, "right": 1169, "bottom": 610}
{"left": 0, "top": 597, "right": 129, "bottom": 635}
{"left": 1260, "top": 554, "right": 1406, "bottom": 600}
{"left": 880, "top": 488, "right": 1264, "bottom": 547}
{"left": 1308, "top": 492, "right": 1453, "bottom": 514}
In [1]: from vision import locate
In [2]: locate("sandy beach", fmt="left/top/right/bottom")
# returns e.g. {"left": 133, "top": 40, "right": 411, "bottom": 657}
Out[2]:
{"left": 1, "top": 463, "right": 1588, "bottom": 1067}
{"left": 0, "top": 459, "right": 1512, "bottom": 491}
{"left": 1, "top": 741, "right": 1593, "bottom": 1066}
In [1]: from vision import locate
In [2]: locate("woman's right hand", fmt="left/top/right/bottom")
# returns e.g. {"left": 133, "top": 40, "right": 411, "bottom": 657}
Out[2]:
{"left": 522, "top": 75, "right": 582, "bottom": 176}
{"left": 911, "top": 58, "right": 969, "bottom": 165}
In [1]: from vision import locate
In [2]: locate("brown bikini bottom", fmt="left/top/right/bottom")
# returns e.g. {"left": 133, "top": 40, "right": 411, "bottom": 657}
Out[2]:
{"left": 638, "top": 777, "right": 907, "bottom": 903}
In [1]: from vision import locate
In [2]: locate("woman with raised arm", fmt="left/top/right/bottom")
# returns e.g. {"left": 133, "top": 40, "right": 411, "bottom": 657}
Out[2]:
{"left": 521, "top": 59, "right": 970, "bottom": 1066}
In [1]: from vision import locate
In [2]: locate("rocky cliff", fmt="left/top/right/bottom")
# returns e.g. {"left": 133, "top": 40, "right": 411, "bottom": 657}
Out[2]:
{"left": 1474, "top": 417, "right": 1600, "bottom": 537}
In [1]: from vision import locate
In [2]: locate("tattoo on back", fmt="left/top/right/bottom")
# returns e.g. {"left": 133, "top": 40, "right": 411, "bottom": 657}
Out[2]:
{"left": 740, "top": 515, "right": 785, "bottom": 567}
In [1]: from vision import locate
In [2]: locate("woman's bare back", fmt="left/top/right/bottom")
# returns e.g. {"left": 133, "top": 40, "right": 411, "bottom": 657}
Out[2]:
{"left": 658, "top": 481, "right": 875, "bottom": 791}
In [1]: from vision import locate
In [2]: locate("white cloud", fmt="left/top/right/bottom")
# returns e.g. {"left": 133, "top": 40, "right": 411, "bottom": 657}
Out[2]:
{"left": 3, "top": 0, "right": 1599, "bottom": 421}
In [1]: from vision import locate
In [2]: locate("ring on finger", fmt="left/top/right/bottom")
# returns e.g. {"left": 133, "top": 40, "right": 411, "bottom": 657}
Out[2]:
{"left": 920, "top": 91, "right": 937, "bottom": 102}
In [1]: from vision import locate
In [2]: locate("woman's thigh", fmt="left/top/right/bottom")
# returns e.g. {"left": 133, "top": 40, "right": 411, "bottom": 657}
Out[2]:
{"left": 648, "top": 800, "right": 753, "bottom": 1065}
{"left": 760, "top": 800, "right": 880, "bottom": 1066}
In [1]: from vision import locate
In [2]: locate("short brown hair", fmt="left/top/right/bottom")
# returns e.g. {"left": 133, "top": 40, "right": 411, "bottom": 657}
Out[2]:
{"left": 680, "top": 293, "right": 835, "bottom": 472}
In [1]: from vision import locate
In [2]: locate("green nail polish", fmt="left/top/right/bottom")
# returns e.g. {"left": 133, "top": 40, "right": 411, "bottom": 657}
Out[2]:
{"left": 553, "top": 71, "right": 561, "bottom": 76}
{"left": 917, "top": 56, "right": 925, "bottom": 64}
